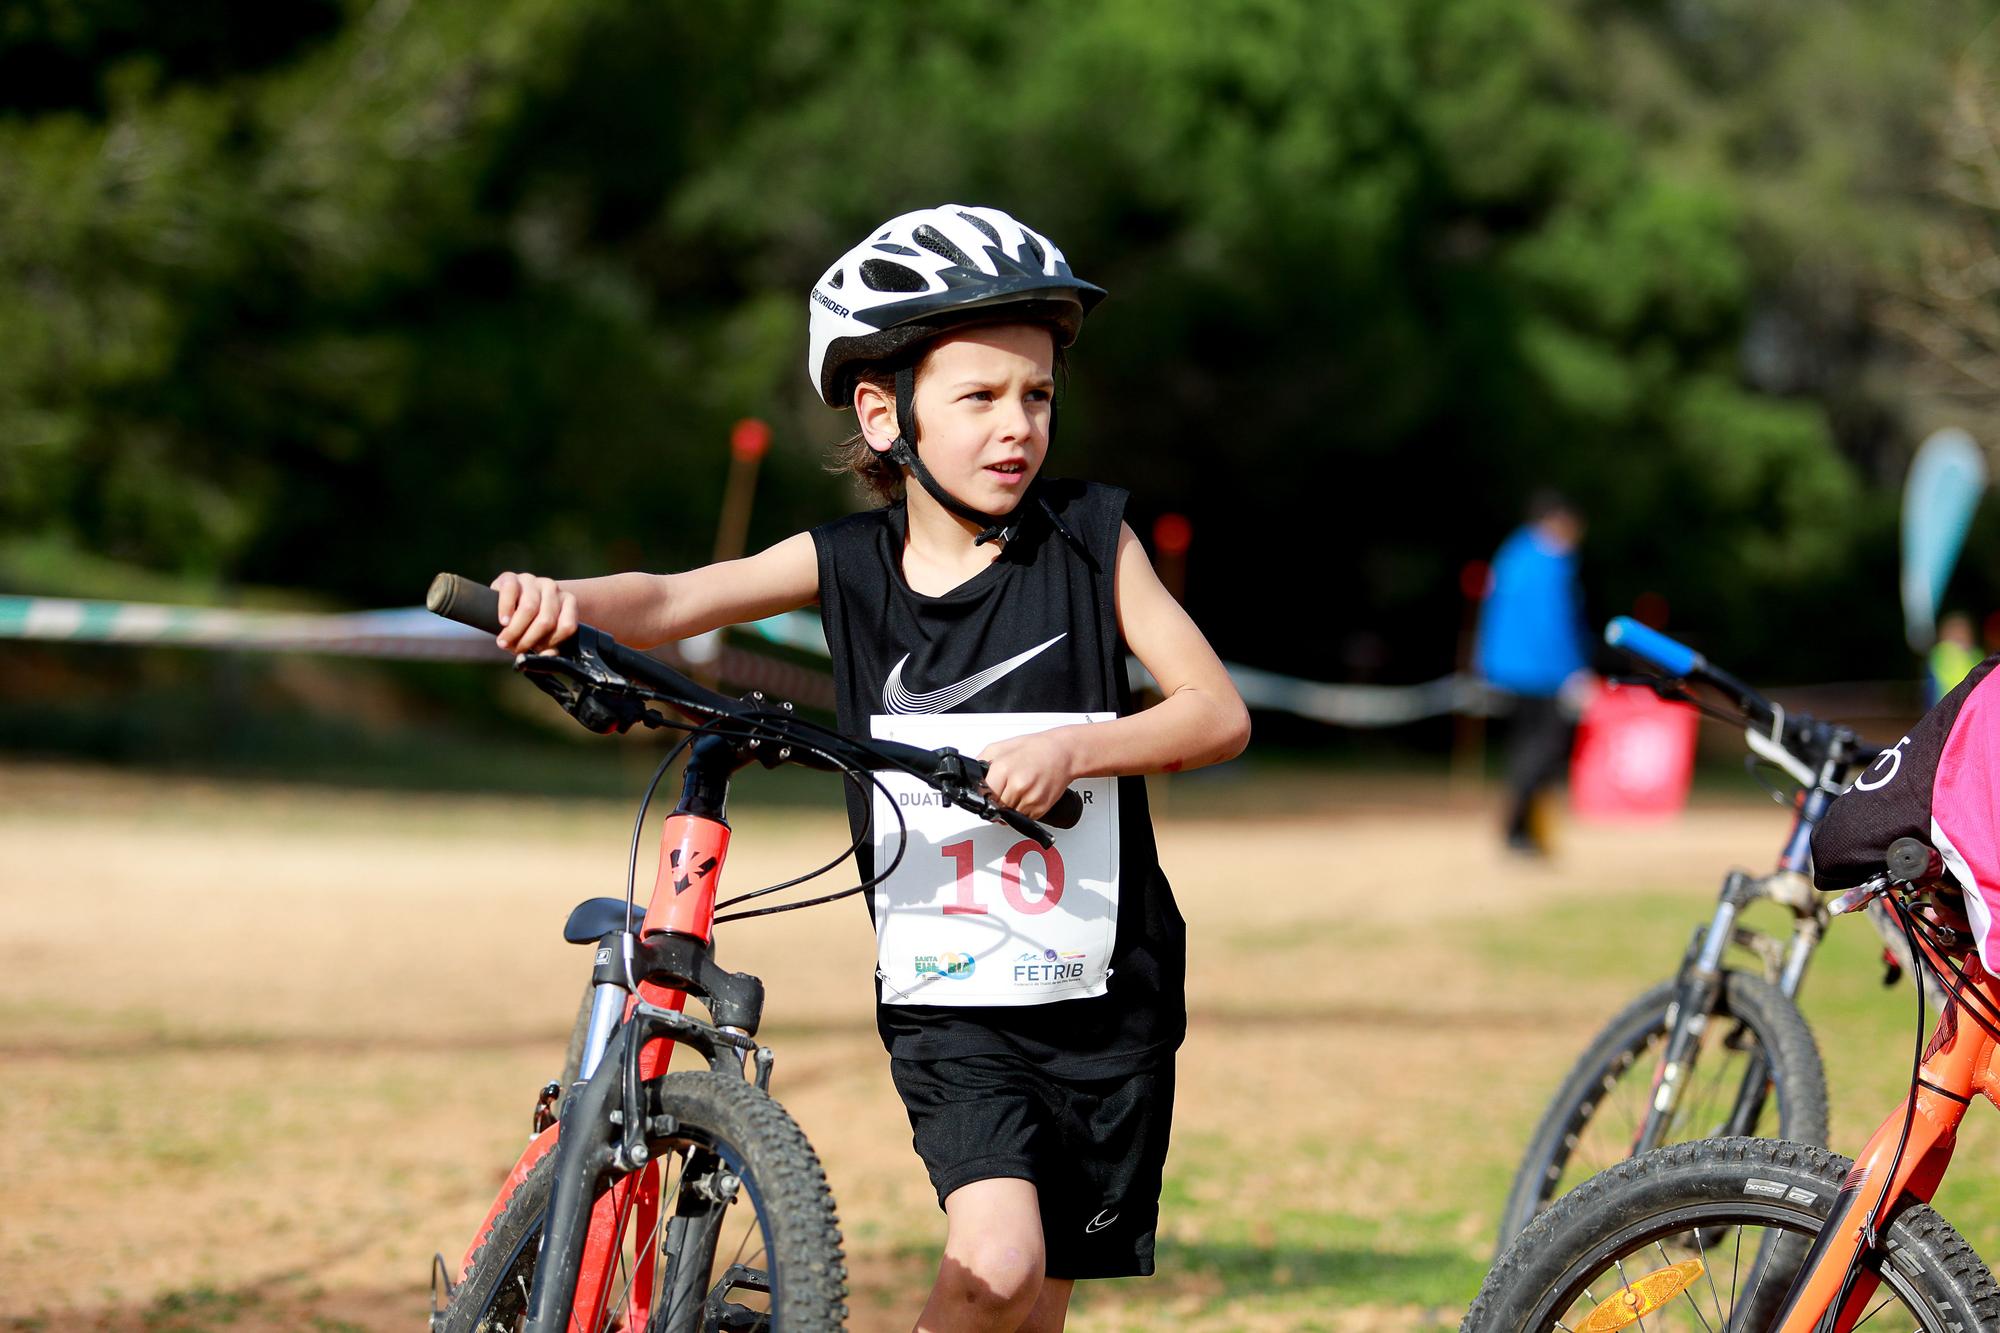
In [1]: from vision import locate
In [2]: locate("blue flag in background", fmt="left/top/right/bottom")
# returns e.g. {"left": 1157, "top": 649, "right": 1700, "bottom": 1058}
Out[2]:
{"left": 1903, "top": 427, "right": 1989, "bottom": 651}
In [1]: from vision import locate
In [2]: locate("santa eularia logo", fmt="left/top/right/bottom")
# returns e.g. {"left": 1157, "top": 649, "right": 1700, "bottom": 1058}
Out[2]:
{"left": 914, "top": 951, "right": 976, "bottom": 980}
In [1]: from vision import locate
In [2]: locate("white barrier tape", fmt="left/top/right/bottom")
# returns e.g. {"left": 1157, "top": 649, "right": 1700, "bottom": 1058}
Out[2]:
{"left": 1127, "top": 659, "right": 1496, "bottom": 728}
{"left": 0, "top": 596, "right": 502, "bottom": 660}
{"left": 1, "top": 595, "right": 1480, "bottom": 727}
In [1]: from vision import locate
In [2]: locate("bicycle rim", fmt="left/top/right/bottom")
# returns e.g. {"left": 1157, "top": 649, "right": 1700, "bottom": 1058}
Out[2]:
{"left": 1525, "top": 1203, "right": 1959, "bottom": 1331}
{"left": 1533, "top": 983, "right": 1816, "bottom": 1218}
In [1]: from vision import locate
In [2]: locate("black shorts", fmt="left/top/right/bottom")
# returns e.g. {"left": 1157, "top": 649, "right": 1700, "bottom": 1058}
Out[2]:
{"left": 888, "top": 1051, "right": 1175, "bottom": 1280}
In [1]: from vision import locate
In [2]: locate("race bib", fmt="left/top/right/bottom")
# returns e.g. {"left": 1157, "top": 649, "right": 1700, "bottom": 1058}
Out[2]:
{"left": 870, "top": 712, "right": 1119, "bottom": 1007}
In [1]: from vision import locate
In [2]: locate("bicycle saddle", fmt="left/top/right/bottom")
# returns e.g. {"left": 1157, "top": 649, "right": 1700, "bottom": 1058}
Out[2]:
{"left": 563, "top": 897, "right": 645, "bottom": 945}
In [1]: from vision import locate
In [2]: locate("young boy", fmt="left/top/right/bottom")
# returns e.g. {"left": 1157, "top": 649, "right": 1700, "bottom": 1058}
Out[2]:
{"left": 491, "top": 204, "right": 1249, "bottom": 1332}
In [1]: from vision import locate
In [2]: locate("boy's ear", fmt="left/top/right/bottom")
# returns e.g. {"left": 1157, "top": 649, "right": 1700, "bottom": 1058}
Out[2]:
{"left": 853, "top": 380, "right": 899, "bottom": 455}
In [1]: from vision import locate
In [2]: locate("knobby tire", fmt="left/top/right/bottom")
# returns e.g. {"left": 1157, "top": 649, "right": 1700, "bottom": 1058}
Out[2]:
{"left": 1465, "top": 1137, "right": 2000, "bottom": 1331}
{"left": 441, "top": 1071, "right": 846, "bottom": 1332}
{"left": 1495, "top": 971, "right": 1827, "bottom": 1251}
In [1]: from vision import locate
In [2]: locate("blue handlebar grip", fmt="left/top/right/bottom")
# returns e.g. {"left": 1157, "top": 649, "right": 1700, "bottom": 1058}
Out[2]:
{"left": 1605, "top": 616, "right": 1703, "bottom": 677}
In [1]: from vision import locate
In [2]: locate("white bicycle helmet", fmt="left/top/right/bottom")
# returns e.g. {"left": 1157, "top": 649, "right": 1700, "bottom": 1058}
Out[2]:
{"left": 807, "top": 204, "right": 1106, "bottom": 408}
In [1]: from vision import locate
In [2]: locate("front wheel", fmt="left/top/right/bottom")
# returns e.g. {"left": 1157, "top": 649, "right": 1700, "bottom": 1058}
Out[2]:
{"left": 1465, "top": 1138, "right": 2000, "bottom": 1331}
{"left": 440, "top": 1071, "right": 846, "bottom": 1332}
{"left": 1495, "top": 971, "right": 1827, "bottom": 1251}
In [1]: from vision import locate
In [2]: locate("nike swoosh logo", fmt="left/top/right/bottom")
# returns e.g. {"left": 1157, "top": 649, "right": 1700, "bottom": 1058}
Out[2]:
{"left": 882, "top": 634, "right": 1066, "bottom": 714}
{"left": 1084, "top": 1209, "right": 1119, "bottom": 1234}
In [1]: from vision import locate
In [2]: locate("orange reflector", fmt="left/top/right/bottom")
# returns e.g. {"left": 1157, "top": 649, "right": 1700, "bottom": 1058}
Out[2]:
{"left": 1577, "top": 1259, "right": 1706, "bottom": 1332}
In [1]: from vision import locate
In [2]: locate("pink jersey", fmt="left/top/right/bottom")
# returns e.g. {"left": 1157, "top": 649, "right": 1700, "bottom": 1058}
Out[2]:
{"left": 1814, "top": 655, "right": 2000, "bottom": 968}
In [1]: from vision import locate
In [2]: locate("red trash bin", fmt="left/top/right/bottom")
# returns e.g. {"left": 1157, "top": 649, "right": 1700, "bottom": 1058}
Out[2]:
{"left": 1570, "top": 681, "right": 1699, "bottom": 822}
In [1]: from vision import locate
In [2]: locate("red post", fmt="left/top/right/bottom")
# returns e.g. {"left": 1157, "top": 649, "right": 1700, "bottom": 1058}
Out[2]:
{"left": 1153, "top": 512, "right": 1192, "bottom": 604}
{"left": 712, "top": 418, "right": 771, "bottom": 564}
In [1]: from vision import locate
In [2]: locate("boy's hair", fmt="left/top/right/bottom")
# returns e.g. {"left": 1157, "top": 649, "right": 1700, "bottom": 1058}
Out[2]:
{"left": 824, "top": 327, "right": 1069, "bottom": 506}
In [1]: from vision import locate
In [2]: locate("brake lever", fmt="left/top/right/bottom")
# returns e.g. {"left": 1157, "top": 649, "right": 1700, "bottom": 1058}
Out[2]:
{"left": 1606, "top": 671, "right": 1698, "bottom": 705}
{"left": 1829, "top": 874, "right": 1896, "bottom": 918}
{"left": 1829, "top": 884, "right": 1887, "bottom": 918}
{"left": 515, "top": 632, "right": 650, "bottom": 735}
{"left": 992, "top": 804, "right": 1056, "bottom": 849}
{"left": 929, "top": 748, "right": 1056, "bottom": 849}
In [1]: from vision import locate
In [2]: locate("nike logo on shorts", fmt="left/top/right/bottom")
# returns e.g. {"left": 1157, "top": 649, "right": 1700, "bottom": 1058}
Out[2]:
{"left": 1084, "top": 1209, "right": 1119, "bottom": 1234}
{"left": 881, "top": 634, "right": 1067, "bottom": 714}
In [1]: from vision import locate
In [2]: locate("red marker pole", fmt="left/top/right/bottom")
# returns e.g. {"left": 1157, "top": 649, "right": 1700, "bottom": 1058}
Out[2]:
{"left": 712, "top": 418, "right": 771, "bottom": 564}
{"left": 1153, "top": 512, "right": 1192, "bottom": 604}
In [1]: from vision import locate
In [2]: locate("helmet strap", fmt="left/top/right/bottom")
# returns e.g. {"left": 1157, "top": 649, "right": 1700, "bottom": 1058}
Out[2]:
{"left": 887, "top": 364, "right": 1021, "bottom": 546}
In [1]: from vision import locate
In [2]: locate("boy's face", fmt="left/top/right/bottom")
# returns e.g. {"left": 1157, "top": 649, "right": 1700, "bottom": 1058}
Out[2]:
{"left": 898, "top": 323, "right": 1056, "bottom": 514}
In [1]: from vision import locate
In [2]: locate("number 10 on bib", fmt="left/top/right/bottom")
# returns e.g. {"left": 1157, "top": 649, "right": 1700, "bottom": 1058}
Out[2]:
{"left": 870, "top": 712, "right": 1119, "bottom": 1007}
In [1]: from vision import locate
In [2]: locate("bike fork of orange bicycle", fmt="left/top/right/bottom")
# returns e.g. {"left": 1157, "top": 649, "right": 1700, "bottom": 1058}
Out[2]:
{"left": 1765, "top": 1002, "right": 1994, "bottom": 1332}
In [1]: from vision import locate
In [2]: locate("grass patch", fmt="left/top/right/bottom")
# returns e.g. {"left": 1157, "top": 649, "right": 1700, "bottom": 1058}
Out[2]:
{"left": 140, "top": 1284, "right": 260, "bottom": 1331}
{"left": 1464, "top": 880, "right": 2000, "bottom": 1267}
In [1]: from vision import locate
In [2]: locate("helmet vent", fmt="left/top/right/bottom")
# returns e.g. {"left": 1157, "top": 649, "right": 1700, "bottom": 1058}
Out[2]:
{"left": 825, "top": 270, "right": 844, "bottom": 290}
{"left": 1019, "top": 232, "right": 1046, "bottom": 268}
{"left": 876, "top": 243, "right": 921, "bottom": 257}
{"left": 958, "top": 211, "right": 1002, "bottom": 245}
{"left": 860, "top": 258, "right": 927, "bottom": 293}
{"left": 914, "top": 225, "right": 975, "bottom": 268}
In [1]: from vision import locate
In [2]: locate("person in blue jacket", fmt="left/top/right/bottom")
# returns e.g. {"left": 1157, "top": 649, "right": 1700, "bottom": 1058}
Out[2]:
{"left": 1476, "top": 491, "right": 1593, "bottom": 855}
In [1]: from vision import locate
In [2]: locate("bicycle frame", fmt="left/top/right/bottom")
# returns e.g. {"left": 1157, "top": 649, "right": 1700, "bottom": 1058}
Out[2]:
{"left": 418, "top": 573, "right": 1076, "bottom": 1331}
{"left": 461, "top": 731, "right": 769, "bottom": 1333}
{"left": 1634, "top": 772, "right": 1841, "bottom": 1153}
{"left": 1760, "top": 899, "right": 1995, "bottom": 1332}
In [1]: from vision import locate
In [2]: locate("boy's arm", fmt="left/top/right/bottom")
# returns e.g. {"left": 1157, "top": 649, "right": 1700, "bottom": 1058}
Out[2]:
{"left": 494, "top": 532, "right": 819, "bottom": 653}
{"left": 979, "top": 523, "right": 1250, "bottom": 816}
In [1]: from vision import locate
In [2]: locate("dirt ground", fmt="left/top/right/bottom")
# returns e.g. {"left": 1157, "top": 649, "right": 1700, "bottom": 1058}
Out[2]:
{"left": 0, "top": 761, "right": 1803, "bottom": 1331}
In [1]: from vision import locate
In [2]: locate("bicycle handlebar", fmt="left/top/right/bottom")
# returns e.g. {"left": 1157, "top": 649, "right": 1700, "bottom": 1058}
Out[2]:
{"left": 1604, "top": 616, "right": 1701, "bottom": 678}
{"left": 1601, "top": 615, "right": 1879, "bottom": 777}
{"left": 425, "top": 573, "right": 1085, "bottom": 837}
{"left": 1887, "top": 836, "right": 1944, "bottom": 886}
{"left": 1604, "top": 614, "right": 1767, "bottom": 717}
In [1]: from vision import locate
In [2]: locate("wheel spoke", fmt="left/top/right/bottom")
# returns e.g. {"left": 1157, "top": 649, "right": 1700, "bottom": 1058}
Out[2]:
{"left": 1690, "top": 1224, "right": 1726, "bottom": 1331}
{"left": 1727, "top": 1220, "right": 1743, "bottom": 1318}
{"left": 604, "top": 1160, "right": 675, "bottom": 1329}
{"left": 1847, "top": 1292, "right": 1895, "bottom": 1329}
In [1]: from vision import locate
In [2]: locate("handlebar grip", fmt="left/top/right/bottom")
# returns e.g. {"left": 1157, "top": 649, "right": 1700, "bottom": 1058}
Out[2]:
{"left": 1043, "top": 788, "right": 1085, "bottom": 830}
{"left": 426, "top": 573, "right": 504, "bottom": 635}
{"left": 954, "top": 752, "right": 1085, "bottom": 831}
{"left": 1887, "top": 836, "right": 1943, "bottom": 885}
{"left": 1605, "top": 616, "right": 1703, "bottom": 677}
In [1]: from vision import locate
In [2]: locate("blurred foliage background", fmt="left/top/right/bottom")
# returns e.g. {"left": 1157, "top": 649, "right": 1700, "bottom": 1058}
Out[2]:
{"left": 8, "top": 0, "right": 2000, "bottom": 701}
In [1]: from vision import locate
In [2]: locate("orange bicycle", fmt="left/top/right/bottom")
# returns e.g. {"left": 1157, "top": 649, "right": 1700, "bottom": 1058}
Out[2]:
{"left": 420, "top": 575, "right": 1079, "bottom": 1333}
{"left": 1465, "top": 835, "right": 2000, "bottom": 1330}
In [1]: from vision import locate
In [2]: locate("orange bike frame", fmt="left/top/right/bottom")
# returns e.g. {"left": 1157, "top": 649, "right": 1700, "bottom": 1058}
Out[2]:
{"left": 459, "top": 809, "right": 733, "bottom": 1333}
{"left": 1768, "top": 908, "right": 2000, "bottom": 1332}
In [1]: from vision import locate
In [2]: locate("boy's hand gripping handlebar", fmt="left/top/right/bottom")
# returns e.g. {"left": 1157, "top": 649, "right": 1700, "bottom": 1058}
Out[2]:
{"left": 425, "top": 573, "right": 1084, "bottom": 837}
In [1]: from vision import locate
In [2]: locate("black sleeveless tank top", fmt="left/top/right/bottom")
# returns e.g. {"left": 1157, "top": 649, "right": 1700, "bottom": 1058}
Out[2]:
{"left": 810, "top": 478, "right": 1186, "bottom": 1075}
